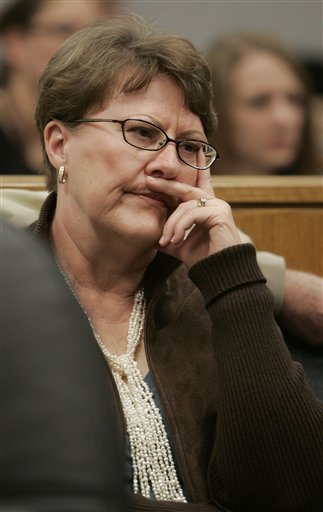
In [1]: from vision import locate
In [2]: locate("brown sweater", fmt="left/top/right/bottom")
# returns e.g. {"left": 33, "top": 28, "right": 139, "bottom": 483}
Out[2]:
{"left": 32, "top": 193, "right": 323, "bottom": 512}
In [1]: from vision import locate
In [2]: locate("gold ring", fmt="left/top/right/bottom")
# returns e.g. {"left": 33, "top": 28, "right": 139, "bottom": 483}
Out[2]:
{"left": 197, "top": 198, "right": 208, "bottom": 207}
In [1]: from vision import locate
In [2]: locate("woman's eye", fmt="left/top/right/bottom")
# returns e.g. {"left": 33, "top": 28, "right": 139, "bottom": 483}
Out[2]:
{"left": 135, "top": 127, "right": 154, "bottom": 138}
{"left": 247, "top": 95, "right": 270, "bottom": 108}
{"left": 287, "top": 93, "right": 306, "bottom": 108}
{"left": 127, "top": 125, "right": 158, "bottom": 140}
{"left": 181, "top": 142, "right": 199, "bottom": 153}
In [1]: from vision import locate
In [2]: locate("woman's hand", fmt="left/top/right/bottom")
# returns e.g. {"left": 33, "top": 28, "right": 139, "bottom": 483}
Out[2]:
{"left": 146, "top": 169, "right": 241, "bottom": 268}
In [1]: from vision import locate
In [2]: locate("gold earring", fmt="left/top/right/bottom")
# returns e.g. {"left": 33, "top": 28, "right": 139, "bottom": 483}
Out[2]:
{"left": 58, "top": 165, "right": 67, "bottom": 184}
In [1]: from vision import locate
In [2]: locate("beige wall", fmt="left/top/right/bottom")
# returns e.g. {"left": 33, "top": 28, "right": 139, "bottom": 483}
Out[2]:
{"left": 128, "top": 0, "right": 322, "bottom": 57}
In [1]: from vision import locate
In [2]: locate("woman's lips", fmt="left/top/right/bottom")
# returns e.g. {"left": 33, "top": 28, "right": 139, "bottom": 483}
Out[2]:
{"left": 130, "top": 191, "right": 176, "bottom": 210}
{"left": 138, "top": 193, "right": 168, "bottom": 208}
{"left": 267, "top": 138, "right": 296, "bottom": 151}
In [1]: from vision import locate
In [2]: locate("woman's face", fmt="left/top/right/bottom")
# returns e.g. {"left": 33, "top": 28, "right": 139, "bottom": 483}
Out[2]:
{"left": 56, "top": 75, "right": 204, "bottom": 247}
{"left": 225, "top": 51, "right": 306, "bottom": 173}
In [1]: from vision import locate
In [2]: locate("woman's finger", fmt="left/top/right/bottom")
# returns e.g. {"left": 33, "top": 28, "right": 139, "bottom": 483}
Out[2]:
{"left": 195, "top": 167, "right": 215, "bottom": 198}
{"left": 159, "top": 198, "right": 231, "bottom": 246}
{"left": 145, "top": 175, "right": 213, "bottom": 203}
{"left": 159, "top": 200, "right": 199, "bottom": 245}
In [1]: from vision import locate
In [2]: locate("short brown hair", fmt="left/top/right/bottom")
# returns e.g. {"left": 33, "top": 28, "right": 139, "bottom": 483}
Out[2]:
{"left": 207, "top": 32, "right": 315, "bottom": 175}
{"left": 36, "top": 13, "right": 217, "bottom": 191}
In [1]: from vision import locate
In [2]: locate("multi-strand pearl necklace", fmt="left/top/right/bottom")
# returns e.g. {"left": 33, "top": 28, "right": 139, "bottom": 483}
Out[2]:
{"left": 56, "top": 261, "right": 186, "bottom": 502}
{"left": 94, "top": 287, "right": 186, "bottom": 501}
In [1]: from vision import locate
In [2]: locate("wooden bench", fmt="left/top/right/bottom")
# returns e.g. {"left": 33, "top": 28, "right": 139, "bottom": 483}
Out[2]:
{"left": 1, "top": 174, "right": 322, "bottom": 276}
{"left": 213, "top": 175, "right": 323, "bottom": 276}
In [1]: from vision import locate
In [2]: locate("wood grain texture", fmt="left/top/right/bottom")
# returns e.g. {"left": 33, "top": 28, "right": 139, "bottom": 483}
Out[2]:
{"left": 0, "top": 175, "right": 46, "bottom": 190}
{"left": 234, "top": 208, "right": 323, "bottom": 276}
{"left": 212, "top": 175, "right": 323, "bottom": 204}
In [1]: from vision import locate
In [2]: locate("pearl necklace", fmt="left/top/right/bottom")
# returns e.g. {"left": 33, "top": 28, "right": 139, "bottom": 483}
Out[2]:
{"left": 56, "top": 262, "right": 186, "bottom": 502}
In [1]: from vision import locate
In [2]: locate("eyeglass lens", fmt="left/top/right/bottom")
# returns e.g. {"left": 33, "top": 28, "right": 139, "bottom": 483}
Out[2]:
{"left": 122, "top": 119, "right": 216, "bottom": 169}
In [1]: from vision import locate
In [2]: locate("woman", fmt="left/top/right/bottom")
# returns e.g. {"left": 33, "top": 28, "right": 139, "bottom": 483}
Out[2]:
{"left": 207, "top": 32, "right": 319, "bottom": 175}
{"left": 32, "top": 15, "right": 322, "bottom": 511}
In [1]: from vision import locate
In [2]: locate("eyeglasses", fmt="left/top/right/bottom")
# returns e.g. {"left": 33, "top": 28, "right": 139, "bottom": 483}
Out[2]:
{"left": 73, "top": 118, "right": 219, "bottom": 170}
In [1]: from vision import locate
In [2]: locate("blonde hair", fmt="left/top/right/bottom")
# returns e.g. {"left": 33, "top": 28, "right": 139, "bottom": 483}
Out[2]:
{"left": 207, "top": 32, "right": 315, "bottom": 175}
{"left": 36, "top": 13, "right": 217, "bottom": 190}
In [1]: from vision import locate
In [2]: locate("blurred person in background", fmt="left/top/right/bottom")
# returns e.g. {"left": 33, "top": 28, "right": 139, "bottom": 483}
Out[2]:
{"left": 0, "top": 0, "right": 121, "bottom": 174}
{"left": 207, "top": 32, "right": 321, "bottom": 175}
{"left": 304, "top": 57, "right": 323, "bottom": 170}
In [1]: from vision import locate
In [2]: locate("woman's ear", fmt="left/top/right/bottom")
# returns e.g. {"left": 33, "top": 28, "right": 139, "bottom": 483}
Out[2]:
{"left": 44, "top": 121, "right": 68, "bottom": 169}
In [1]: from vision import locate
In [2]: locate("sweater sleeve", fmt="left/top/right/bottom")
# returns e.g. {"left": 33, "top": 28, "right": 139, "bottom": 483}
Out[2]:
{"left": 189, "top": 244, "right": 323, "bottom": 512}
{"left": 238, "top": 229, "right": 286, "bottom": 315}
{"left": 256, "top": 251, "right": 285, "bottom": 315}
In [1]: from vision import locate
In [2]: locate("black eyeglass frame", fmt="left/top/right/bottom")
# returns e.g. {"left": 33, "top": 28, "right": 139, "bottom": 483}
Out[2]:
{"left": 73, "top": 118, "right": 219, "bottom": 170}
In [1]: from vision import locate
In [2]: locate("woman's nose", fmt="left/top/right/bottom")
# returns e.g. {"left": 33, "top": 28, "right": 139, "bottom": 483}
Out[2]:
{"left": 144, "top": 142, "right": 181, "bottom": 179}
{"left": 271, "top": 99, "right": 300, "bottom": 126}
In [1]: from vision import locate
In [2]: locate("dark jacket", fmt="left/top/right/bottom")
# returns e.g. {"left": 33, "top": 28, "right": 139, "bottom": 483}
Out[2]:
{"left": 30, "top": 193, "right": 323, "bottom": 512}
{"left": 1, "top": 221, "right": 127, "bottom": 512}
{"left": 0, "top": 125, "right": 35, "bottom": 174}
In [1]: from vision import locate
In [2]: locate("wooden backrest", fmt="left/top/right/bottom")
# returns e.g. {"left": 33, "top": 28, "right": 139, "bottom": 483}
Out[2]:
{"left": 214, "top": 175, "right": 323, "bottom": 276}
{"left": 1, "top": 174, "right": 322, "bottom": 276}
